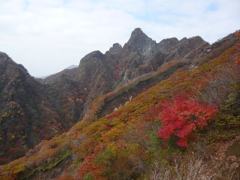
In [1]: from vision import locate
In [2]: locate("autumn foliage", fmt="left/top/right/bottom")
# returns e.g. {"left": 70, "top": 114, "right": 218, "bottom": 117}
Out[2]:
{"left": 235, "top": 31, "right": 240, "bottom": 65}
{"left": 76, "top": 145, "right": 107, "bottom": 180}
{"left": 0, "top": 31, "right": 239, "bottom": 180}
{"left": 157, "top": 94, "right": 218, "bottom": 147}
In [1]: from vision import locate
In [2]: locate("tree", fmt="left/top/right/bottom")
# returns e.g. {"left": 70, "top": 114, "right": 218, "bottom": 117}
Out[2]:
{"left": 157, "top": 94, "right": 218, "bottom": 147}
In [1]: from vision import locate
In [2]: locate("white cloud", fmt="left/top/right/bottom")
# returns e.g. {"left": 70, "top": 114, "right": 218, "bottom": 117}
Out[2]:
{"left": 0, "top": 0, "right": 239, "bottom": 77}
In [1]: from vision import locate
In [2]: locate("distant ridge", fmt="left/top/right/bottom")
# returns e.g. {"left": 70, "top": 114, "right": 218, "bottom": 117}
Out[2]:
{"left": 65, "top": 65, "right": 77, "bottom": 70}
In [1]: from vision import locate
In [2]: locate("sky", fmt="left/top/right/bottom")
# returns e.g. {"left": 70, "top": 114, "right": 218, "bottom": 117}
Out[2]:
{"left": 0, "top": 0, "right": 239, "bottom": 77}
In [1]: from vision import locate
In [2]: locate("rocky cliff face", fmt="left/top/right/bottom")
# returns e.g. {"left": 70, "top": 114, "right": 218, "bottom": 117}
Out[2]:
{"left": 162, "top": 36, "right": 209, "bottom": 62}
{"left": 108, "top": 43, "right": 122, "bottom": 55}
{"left": 76, "top": 51, "right": 114, "bottom": 99}
{"left": 110, "top": 28, "right": 209, "bottom": 86}
{"left": 123, "top": 28, "right": 158, "bottom": 58}
{"left": 158, "top": 37, "right": 179, "bottom": 53}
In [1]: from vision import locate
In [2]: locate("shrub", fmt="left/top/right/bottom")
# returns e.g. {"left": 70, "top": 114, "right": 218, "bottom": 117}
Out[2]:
{"left": 157, "top": 94, "right": 218, "bottom": 147}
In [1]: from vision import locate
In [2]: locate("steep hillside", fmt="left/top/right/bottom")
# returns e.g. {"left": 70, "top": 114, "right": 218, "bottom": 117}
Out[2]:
{"left": 0, "top": 52, "right": 66, "bottom": 164}
{"left": 0, "top": 31, "right": 239, "bottom": 180}
{"left": 45, "top": 75, "right": 88, "bottom": 127}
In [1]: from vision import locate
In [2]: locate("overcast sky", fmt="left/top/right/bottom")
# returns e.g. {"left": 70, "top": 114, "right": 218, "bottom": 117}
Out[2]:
{"left": 0, "top": 0, "right": 239, "bottom": 77}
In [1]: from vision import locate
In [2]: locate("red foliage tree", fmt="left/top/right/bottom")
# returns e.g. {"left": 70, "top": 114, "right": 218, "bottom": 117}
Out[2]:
{"left": 157, "top": 94, "right": 218, "bottom": 147}
{"left": 105, "top": 123, "right": 112, "bottom": 129}
{"left": 76, "top": 144, "right": 107, "bottom": 180}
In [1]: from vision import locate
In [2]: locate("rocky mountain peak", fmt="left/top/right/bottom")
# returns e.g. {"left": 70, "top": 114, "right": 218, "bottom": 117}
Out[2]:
{"left": 80, "top": 50, "right": 104, "bottom": 63}
{"left": 188, "top": 36, "right": 206, "bottom": 44}
{"left": 108, "top": 43, "right": 122, "bottom": 54}
{"left": 0, "top": 51, "right": 28, "bottom": 75}
{"left": 131, "top": 28, "right": 147, "bottom": 37}
{"left": 0, "top": 51, "right": 14, "bottom": 65}
{"left": 162, "top": 35, "right": 209, "bottom": 62}
{"left": 126, "top": 28, "right": 150, "bottom": 47}
{"left": 157, "top": 37, "right": 179, "bottom": 53}
{"left": 124, "top": 28, "right": 157, "bottom": 57}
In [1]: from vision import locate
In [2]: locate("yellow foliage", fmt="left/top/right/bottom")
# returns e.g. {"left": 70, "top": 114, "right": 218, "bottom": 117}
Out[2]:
{"left": 13, "top": 163, "right": 25, "bottom": 174}
{"left": 0, "top": 171, "right": 12, "bottom": 180}
{"left": 110, "top": 118, "right": 121, "bottom": 126}
{"left": 107, "top": 143, "right": 117, "bottom": 154}
{"left": 101, "top": 123, "right": 125, "bottom": 142}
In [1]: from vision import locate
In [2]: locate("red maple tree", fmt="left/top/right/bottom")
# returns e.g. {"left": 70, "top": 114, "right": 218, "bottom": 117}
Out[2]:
{"left": 157, "top": 94, "right": 218, "bottom": 147}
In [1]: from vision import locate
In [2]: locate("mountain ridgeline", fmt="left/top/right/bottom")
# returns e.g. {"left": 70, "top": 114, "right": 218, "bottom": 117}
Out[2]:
{"left": 43, "top": 28, "right": 208, "bottom": 85}
{"left": 0, "top": 28, "right": 240, "bottom": 179}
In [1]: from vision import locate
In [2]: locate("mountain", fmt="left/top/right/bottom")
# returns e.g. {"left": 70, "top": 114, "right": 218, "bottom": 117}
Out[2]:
{"left": 0, "top": 29, "right": 239, "bottom": 180}
{"left": 41, "top": 28, "right": 211, "bottom": 126}
{"left": 0, "top": 52, "right": 67, "bottom": 163}
{"left": 39, "top": 66, "right": 78, "bottom": 84}
{"left": 65, "top": 65, "right": 78, "bottom": 70}
{"left": 42, "top": 28, "right": 208, "bottom": 85}
{"left": 41, "top": 28, "right": 210, "bottom": 112}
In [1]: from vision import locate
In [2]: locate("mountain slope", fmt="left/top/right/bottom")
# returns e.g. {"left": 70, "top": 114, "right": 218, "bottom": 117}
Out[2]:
{"left": 0, "top": 30, "right": 239, "bottom": 180}
{"left": 0, "top": 52, "right": 67, "bottom": 163}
